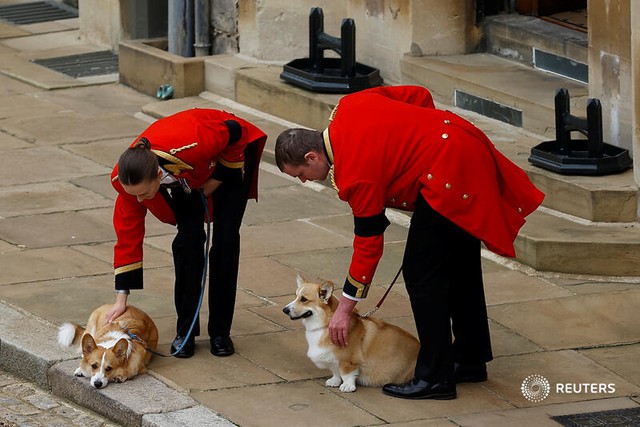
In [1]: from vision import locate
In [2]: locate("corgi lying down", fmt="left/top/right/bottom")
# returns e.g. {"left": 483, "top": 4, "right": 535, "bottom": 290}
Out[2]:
{"left": 57, "top": 304, "right": 158, "bottom": 389}
{"left": 283, "top": 275, "right": 419, "bottom": 392}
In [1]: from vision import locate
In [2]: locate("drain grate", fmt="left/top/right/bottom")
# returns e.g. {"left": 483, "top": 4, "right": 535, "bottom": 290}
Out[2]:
{"left": 454, "top": 89, "right": 523, "bottom": 128}
{"left": 32, "top": 51, "right": 119, "bottom": 78}
{"left": 0, "top": 1, "right": 77, "bottom": 25}
{"left": 552, "top": 407, "right": 640, "bottom": 427}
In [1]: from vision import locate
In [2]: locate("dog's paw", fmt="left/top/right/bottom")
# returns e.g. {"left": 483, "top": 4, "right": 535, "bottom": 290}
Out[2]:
{"left": 73, "top": 367, "right": 85, "bottom": 378}
{"left": 114, "top": 376, "right": 127, "bottom": 383}
{"left": 325, "top": 376, "right": 342, "bottom": 387}
{"left": 339, "top": 383, "right": 356, "bottom": 392}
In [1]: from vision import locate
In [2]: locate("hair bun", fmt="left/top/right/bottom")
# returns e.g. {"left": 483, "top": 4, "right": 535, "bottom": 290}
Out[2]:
{"left": 135, "top": 137, "right": 151, "bottom": 149}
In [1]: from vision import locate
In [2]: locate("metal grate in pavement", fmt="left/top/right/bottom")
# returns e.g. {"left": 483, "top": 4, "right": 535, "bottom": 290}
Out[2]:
{"left": 0, "top": 1, "right": 77, "bottom": 25}
{"left": 552, "top": 407, "right": 640, "bottom": 427}
{"left": 32, "top": 51, "right": 119, "bottom": 78}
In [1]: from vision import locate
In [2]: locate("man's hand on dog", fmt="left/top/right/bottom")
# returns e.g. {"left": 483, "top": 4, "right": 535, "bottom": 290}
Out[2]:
{"left": 329, "top": 297, "right": 357, "bottom": 347}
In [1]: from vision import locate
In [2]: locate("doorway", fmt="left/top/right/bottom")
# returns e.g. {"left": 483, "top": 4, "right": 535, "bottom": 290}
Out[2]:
{"left": 476, "top": 0, "right": 587, "bottom": 32}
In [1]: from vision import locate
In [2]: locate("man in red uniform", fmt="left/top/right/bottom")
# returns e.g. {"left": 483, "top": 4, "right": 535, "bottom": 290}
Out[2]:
{"left": 107, "top": 108, "right": 266, "bottom": 358}
{"left": 275, "top": 85, "right": 544, "bottom": 399}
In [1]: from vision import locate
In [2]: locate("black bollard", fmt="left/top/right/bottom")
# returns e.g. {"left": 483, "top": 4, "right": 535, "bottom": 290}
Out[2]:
{"left": 528, "top": 88, "right": 631, "bottom": 175}
{"left": 280, "top": 7, "right": 383, "bottom": 93}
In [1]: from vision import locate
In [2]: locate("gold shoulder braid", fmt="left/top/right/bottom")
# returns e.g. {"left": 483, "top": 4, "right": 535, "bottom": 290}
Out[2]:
{"left": 329, "top": 104, "right": 338, "bottom": 122}
{"left": 329, "top": 166, "right": 339, "bottom": 192}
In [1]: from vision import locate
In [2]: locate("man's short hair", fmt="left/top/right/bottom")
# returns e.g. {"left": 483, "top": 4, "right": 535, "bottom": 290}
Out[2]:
{"left": 275, "top": 128, "right": 323, "bottom": 171}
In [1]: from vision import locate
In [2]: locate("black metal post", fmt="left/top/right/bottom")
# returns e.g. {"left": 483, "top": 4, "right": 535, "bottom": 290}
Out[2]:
{"left": 309, "top": 7, "right": 323, "bottom": 74}
{"left": 340, "top": 18, "right": 356, "bottom": 77}
{"left": 587, "top": 99, "right": 604, "bottom": 157}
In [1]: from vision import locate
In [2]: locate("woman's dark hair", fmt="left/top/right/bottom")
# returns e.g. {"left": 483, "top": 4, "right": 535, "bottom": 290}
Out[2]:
{"left": 274, "top": 128, "right": 323, "bottom": 171}
{"left": 117, "top": 138, "right": 159, "bottom": 186}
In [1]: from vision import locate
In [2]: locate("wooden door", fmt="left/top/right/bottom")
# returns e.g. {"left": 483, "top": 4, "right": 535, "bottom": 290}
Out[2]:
{"left": 515, "top": 0, "right": 587, "bottom": 16}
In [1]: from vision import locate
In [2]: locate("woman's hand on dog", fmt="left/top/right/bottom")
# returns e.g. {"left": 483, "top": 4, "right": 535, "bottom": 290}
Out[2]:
{"left": 329, "top": 296, "right": 357, "bottom": 347}
{"left": 104, "top": 294, "right": 128, "bottom": 325}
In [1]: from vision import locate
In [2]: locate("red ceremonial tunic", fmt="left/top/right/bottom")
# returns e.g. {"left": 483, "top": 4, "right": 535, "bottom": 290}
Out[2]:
{"left": 324, "top": 86, "right": 544, "bottom": 299}
{"left": 111, "top": 108, "right": 267, "bottom": 290}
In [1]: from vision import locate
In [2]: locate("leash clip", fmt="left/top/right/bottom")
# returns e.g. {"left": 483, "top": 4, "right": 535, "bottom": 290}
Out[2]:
{"left": 358, "top": 266, "right": 402, "bottom": 319}
{"left": 178, "top": 177, "right": 191, "bottom": 194}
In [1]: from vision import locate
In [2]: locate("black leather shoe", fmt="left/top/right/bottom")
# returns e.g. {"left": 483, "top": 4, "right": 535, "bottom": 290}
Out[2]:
{"left": 170, "top": 335, "right": 195, "bottom": 358}
{"left": 454, "top": 362, "right": 487, "bottom": 383}
{"left": 210, "top": 335, "right": 234, "bottom": 357}
{"left": 382, "top": 378, "right": 456, "bottom": 400}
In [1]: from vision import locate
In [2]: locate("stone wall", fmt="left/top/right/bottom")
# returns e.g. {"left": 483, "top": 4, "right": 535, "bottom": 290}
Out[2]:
{"left": 237, "top": 0, "right": 475, "bottom": 84}
{"left": 588, "top": 0, "right": 633, "bottom": 151}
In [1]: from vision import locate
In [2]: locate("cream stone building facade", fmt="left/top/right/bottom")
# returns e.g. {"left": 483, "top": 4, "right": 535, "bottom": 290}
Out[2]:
{"left": 77, "top": 0, "right": 640, "bottom": 184}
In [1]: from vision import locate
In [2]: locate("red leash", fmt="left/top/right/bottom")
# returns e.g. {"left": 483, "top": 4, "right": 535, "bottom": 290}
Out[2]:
{"left": 360, "top": 266, "right": 403, "bottom": 318}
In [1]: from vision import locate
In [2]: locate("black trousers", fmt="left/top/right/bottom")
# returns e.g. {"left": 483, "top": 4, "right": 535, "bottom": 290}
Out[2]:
{"left": 166, "top": 146, "right": 256, "bottom": 339}
{"left": 402, "top": 194, "right": 493, "bottom": 383}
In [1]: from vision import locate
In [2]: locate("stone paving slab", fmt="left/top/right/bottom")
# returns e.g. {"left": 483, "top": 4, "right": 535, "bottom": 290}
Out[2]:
{"left": 64, "top": 136, "right": 140, "bottom": 168}
{"left": 0, "top": 129, "right": 31, "bottom": 148}
{"left": 142, "top": 406, "right": 234, "bottom": 427}
{"left": 2, "top": 145, "right": 110, "bottom": 186}
{"left": 0, "top": 247, "right": 111, "bottom": 285}
{"left": 0, "top": 29, "right": 83, "bottom": 53}
{"left": 149, "top": 346, "right": 283, "bottom": 391}
{"left": 488, "top": 290, "right": 640, "bottom": 350}
{"left": 488, "top": 319, "right": 544, "bottom": 357}
{"left": 0, "top": 51, "right": 85, "bottom": 89}
{"left": 70, "top": 174, "right": 118, "bottom": 200}
{"left": 0, "top": 211, "right": 115, "bottom": 248}
{"left": 192, "top": 381, "right": 385, "bottom": 427}
{"left": 485, "top": 350, "right": 640, "bottom": 407}
{"left": 0, "top": 182, "right": 112, "bottom": 218}
{"left": 0, "top": 20, "right": 29, "bottom": 38}
{"left": 580, "top": 344, "right": 640, "bottom": 387}
{"left": 0, "top": 92, "right": 64, "bottom": 118}
{"left": 0, "top": 110, "right": 146, "bottom": 145}
{"left": 35, "top": 85, "right": 155, "bottom": 116}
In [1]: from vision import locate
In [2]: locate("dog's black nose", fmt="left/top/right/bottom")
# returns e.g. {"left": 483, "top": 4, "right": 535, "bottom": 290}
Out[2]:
{"left": 93, "top": 380, "right": 103, "bottom": 388}
{"left": 282, "top": 306, "right": 290, "bottom": 314}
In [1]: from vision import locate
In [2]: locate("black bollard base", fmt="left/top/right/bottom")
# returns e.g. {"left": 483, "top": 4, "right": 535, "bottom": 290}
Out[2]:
{"left": 529, "top": 139, "right": 632, "bottom": 175}
{"left": 281, "top": 58, "right": 383, "bottom": 94}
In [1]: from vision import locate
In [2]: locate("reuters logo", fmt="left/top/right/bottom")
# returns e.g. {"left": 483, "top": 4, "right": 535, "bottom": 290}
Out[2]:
{"left": 521, "top": 374, "right": 551, "bottom": 402}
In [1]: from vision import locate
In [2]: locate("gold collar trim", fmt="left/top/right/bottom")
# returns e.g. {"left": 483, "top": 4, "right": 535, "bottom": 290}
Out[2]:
{"left": 322, "top": 128, "right": 334, "bottom": 166}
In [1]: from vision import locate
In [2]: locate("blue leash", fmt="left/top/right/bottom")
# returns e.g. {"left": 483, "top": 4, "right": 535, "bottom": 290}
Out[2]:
{"left": 128, "top": 189, "right": 211, "bottom": 357}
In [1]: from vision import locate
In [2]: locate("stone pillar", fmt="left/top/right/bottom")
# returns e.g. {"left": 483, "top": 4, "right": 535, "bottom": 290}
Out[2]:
{"left": 237, "top": 0, "right": 345, "bottom": 62}
{"left": 212, "top": 0, "right": 238, "bottom": 54}
{"left": 632, "top": 1, "right": 640, "bottom": 184}
{"left": 78, "top": 0, "right": 120, "bottom": 50}
{"left": 409, "top": 0, "right": 478, "bottom": 56}
{"left": 588, "top": 0, "right": 633, "bottom": 152}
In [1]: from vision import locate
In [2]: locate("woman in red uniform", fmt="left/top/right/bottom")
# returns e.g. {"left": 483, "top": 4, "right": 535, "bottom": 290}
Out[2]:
{"left": 275, "top": 85, "right": 544, "bottom": 399}
{"left": 107, "top": 108, "right": 266, "bottom": 358}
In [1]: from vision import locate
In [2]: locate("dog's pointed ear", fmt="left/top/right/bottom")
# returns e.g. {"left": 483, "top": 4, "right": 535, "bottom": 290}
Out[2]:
{"left": 319, "top": 281, "right": 334, "bottom": 304}
{"left": 81, "top": 334, "right": 97, "bottom": 355}
{"left": 296, "top": 273, "right": 304, "bottom": 289}
{"left": 114, "top": 338, "right": 129, "bottom": 362}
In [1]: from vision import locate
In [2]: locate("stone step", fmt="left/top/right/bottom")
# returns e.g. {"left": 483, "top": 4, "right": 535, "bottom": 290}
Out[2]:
{"left": 517, "top": 208, "right": 640, "bottom": 276}
{"left": 400, "top": 52, "right": 588, "bottom": 139}
{"left": 225, "top": 64, "right": 637, "bottom": 223}
{"left": 483, "top": 14, "right": 588, "bottom": 74}
{"left": 199, "top": 57, "right": 640, "bottom": 276}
